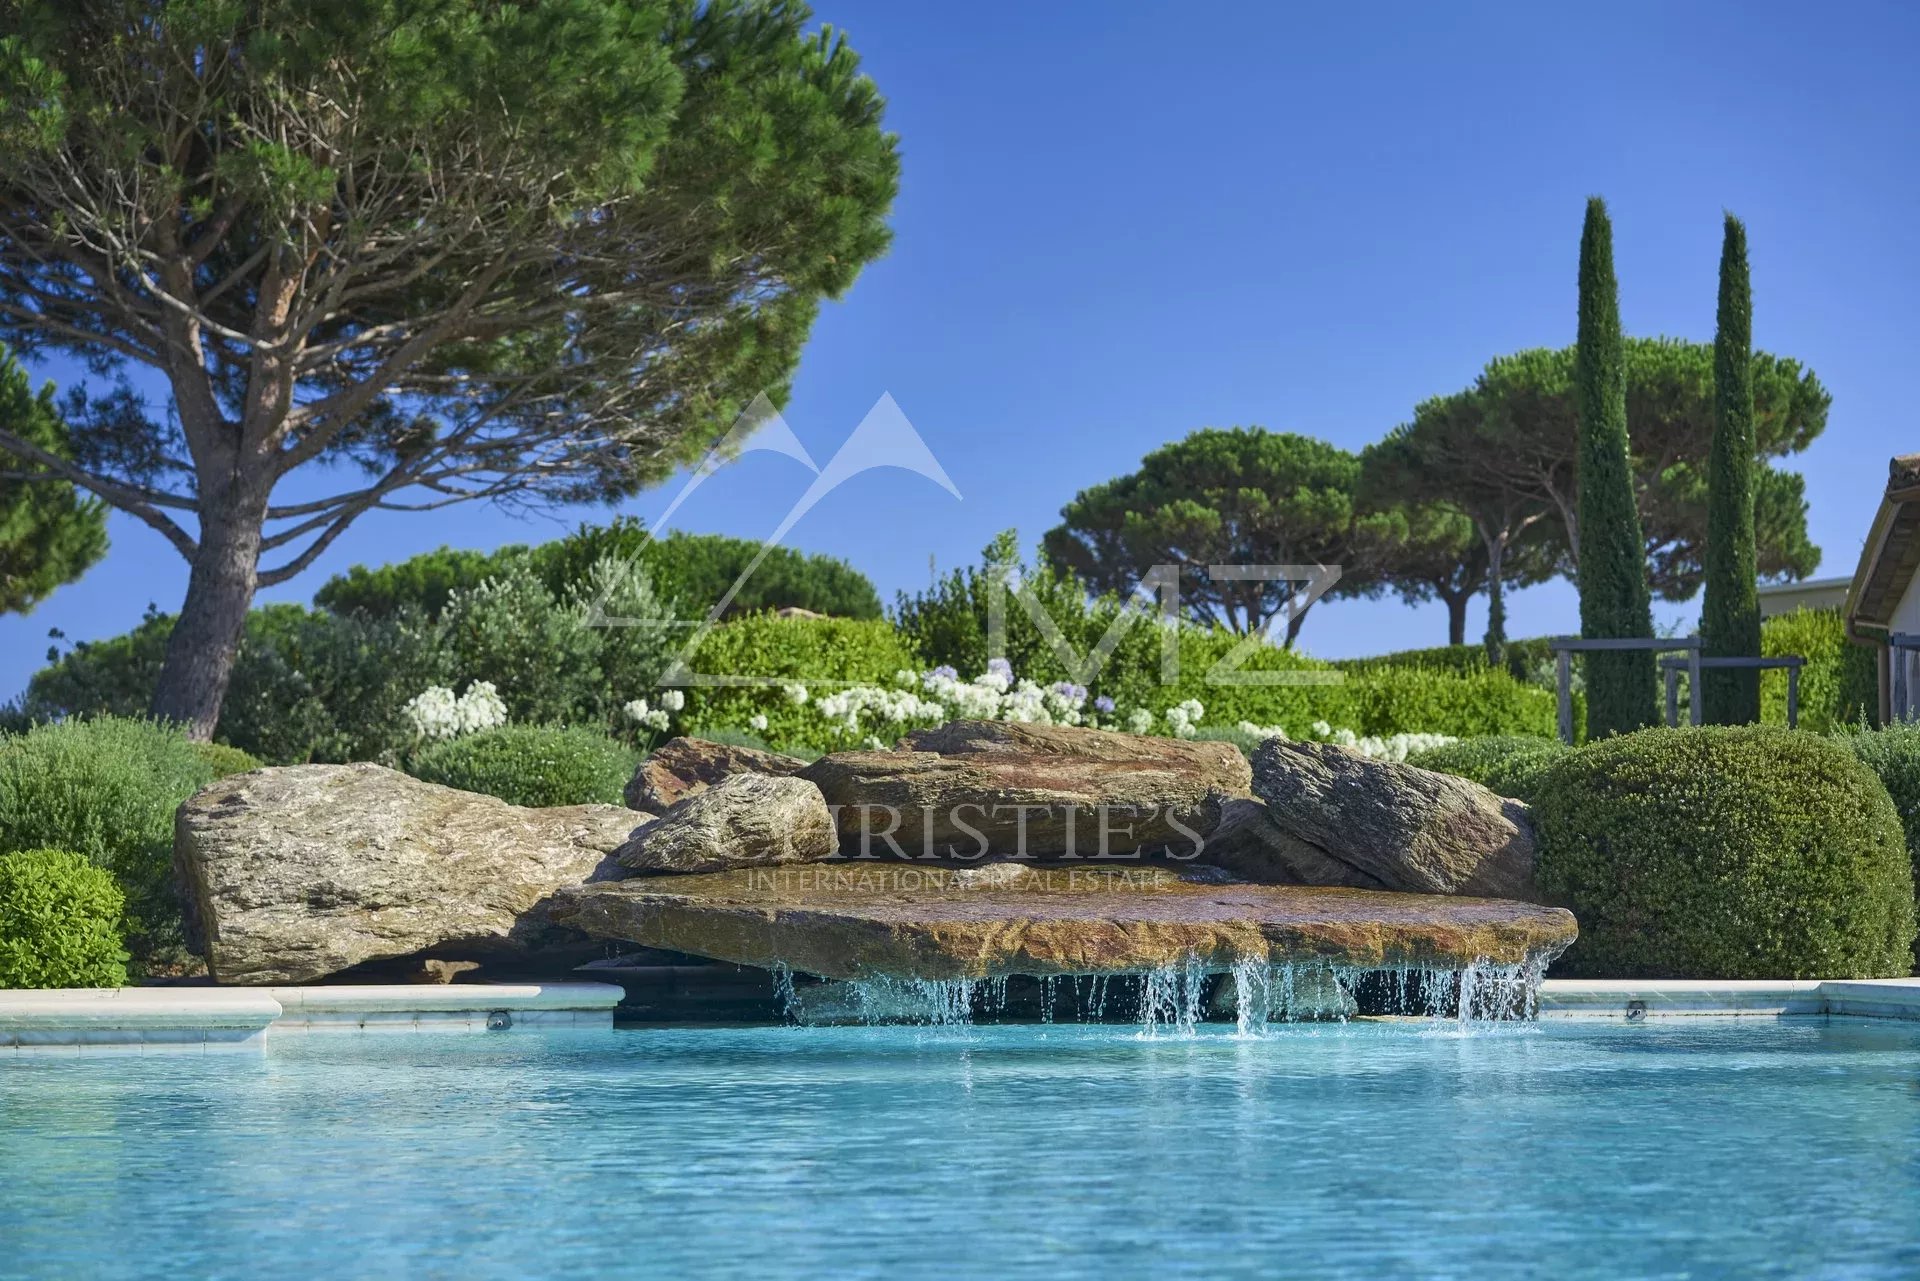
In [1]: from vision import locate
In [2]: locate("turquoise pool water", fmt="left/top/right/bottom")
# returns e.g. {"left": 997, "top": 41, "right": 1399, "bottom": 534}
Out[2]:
{"left": 4, "top": 1019, "right": 1919, "bottom": 1279}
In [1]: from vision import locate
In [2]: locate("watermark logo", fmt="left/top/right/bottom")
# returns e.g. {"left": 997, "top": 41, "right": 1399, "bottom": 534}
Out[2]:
{"left": 586, "top": 390, "right": 1345, "bottom": 690}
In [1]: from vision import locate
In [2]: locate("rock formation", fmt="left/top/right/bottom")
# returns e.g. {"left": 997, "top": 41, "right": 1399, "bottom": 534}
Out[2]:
{"left": 552, "top": 863, "right": 1577, "bottom": 980}
{"left": 174, "top": 763, "right": 637, "bottom": 984}
{"left": 1249, "top": 739, "right": 1540, "bottom": 900}
{"left": 615, "top": 773, "right": 837, "bottom": 874}
{"left": 624, "top": 737, "right": 807, "bottom": 812}
{"left": 803, "top": 720, "right": 1248, "bottom": 859}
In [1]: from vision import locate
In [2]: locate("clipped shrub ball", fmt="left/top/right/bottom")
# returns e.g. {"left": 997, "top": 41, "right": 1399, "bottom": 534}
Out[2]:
{"left": 1406, "top": 735, "right": 1569, "bottom": 803}
{"left": 0, "top": 715, "right": 213, "bottom": 969}
{"left": 408, "top": 725, "right": 638, "bottom": 808}
{"left": 0, "top": 848, "right": 129, "bottom": 988}
{"left": 1840, "top": 722, "right": 1920, "bottom": 955}
{"left": 1533, "top": 726, "right": 1915, "bottom": 979}
{"left": 190, "top": 742, "right": 262, "bottom": 779}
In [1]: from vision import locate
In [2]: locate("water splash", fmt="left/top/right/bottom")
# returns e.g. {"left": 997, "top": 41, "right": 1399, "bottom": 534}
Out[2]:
{"left": 1136, "top": 954, "right": 1208, "bottom": 1038}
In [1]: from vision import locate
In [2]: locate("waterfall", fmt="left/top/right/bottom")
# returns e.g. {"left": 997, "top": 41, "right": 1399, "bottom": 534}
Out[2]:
{"left": 1136, "top": 954, "right": 1208, "bottom": 1038}
{"left": 779, "top": 951, "right": 1552, "bottom": 1031}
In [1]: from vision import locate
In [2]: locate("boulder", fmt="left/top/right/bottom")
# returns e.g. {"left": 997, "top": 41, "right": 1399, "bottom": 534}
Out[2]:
{"left": 1202, "top": 797, "right": 1388, "bottom": 890}
{"left": 174, "top": 763, "right": 638, "bottom": 984}
{"left": 625, "top": 737, "right": 807, "bottom": 811}
{"left": 552, "top": 863, "right": 1578, "bottom": 980}
{"left": 615, "top": 773, "right": 837, "bottom": 874}
{"left": 802, "top": 720, "right": 1246, "bottom": 859}
{"left": 1250, "top": 739, "right": 1539, "bottom": 900}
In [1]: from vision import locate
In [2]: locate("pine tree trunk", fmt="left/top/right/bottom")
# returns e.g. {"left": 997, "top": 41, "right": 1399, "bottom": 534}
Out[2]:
{"left": 150, "top": 499, "right": 266, "bottom": 740}
{"left": 1444, "top": 591, "right": 1469, "bottom": 647}
{"left": 1574, "top": 197, "right": 1659, "bottom": 739}
{"left": 1482, "top": 536, "right": 1508, "bottom": 667}
{"left": 1703, "top": 214, "right": 1761, "bottom": 724}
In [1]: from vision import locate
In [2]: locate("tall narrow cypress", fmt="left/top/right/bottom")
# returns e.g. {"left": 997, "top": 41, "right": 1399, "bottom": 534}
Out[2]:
{"left": 1703, "top": 214, "right": 1761, "bottom": 724}
{"left": 1574, "top": 197, "right": 1658, "bottom": 738}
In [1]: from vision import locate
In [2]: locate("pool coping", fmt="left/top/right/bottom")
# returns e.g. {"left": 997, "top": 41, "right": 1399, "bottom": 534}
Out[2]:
{"left": 0, "top": 982, "right": 624, "bottom": 1054}
{"left": 1535, "top": 978, "right": 1920, "bottom": 1020}
{"left": 5, "top": 977, "right": 1920, "bottom": 1051}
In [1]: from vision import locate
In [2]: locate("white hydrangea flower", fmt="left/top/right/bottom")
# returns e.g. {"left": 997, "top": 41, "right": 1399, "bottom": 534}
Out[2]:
{"left": 623, "top": 698, "right": 652, "bottom": 723}
{"left": 749, "top": 713, "right": 770, "bottom": 732}
{"left": 782, "top": 683, "right": 810, "bottom": 706}
{"left": 1126, "top": 708, "right": 1155, "bottom": 735}
{"left": 658, "top": 689, "right": 686, "bottom": 713}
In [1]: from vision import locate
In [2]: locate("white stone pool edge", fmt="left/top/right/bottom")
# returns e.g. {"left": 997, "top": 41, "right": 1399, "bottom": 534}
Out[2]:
{"left": 1536, "top": 978, "right": 1920, "bottom": 1021}
{"left": 0, "top": 982, "right": 623, "bottom": 1054}
{"left": 5, "top": 977, "right": 1920, "bottom": 1053}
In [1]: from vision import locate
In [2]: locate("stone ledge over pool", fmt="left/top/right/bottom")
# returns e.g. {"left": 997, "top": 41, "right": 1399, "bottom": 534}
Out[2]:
{"left": 0, "top": 982, "right": 624, "bottom": 1053}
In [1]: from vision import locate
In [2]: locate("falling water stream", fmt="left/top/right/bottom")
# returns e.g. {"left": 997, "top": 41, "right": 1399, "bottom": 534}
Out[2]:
{"left": 780, "top": 954, "right": 1552, "bottom": 1034}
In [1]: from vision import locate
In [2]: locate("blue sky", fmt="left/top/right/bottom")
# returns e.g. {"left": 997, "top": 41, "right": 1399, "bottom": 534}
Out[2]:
{"left": 3, "top": 0, "right": 1914, "bottom": 700}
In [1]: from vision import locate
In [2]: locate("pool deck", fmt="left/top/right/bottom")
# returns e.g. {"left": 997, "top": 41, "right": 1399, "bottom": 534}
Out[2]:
{"left": 4, "top": 977, "right": 1920, "bottom": 1052}
{"left": 0, "top": 982, "right": 623, "bottom": 1054}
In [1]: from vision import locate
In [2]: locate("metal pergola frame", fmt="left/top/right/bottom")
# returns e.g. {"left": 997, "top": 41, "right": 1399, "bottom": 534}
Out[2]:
{"left": 1658, "top": 655, "right": 1806, "bottom": 729}
{"left": 1547, "top": 636, "right": 1703, "bottom": 745}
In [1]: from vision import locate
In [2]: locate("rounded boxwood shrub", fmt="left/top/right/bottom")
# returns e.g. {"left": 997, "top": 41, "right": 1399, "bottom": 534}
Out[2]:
{"left": 0, "top": 848, "right": 129, "bottom": 988}
{"left": 408, "top": 726, "right": 638, "bottom": 808}
{"left": 1407, "top": 735, "right": 1569, "bottom": 803}
{"left": 190, "top": 742, "right": 261, "bottom": 779}
{"left": 0, "top": 716, "right": 213, "bottom": 970}
{"left": 1533, "top": 726, "right": 1915, "bottom": 979}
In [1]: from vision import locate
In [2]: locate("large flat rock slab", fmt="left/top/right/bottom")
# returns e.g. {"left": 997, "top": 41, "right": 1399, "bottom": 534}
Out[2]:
{"left": 551, "top": 864, "right": 1576, "bottom": 980}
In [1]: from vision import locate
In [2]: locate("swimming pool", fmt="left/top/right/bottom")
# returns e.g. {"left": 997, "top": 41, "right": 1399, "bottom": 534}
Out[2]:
{"left": 4, "top": 1019, "right": 1917, "bottom": 1279}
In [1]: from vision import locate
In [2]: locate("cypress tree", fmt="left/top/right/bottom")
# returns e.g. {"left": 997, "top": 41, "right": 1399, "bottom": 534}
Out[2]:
{"left": 1574, "top": 197, "right": 1658, "bottom": 738}
{"left": 1702, "top": 214, "right": 1760, "bottom": 723}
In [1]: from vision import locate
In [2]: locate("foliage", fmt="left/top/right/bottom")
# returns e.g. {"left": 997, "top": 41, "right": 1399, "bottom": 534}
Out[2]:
{"left": 0, "top": 0, "right": 899, "bottom": 733}
{"left": 647, "top": 531, "right": 883, "bottom": 620}
{"left": 677, "top": 614, "right": 920, "bottom": 755}
{"left": 21, "top": 552, "right": 681, "bottom": 763}
{"left": 1533, "top": 726, "right": 1915, "bottom": 979}
{"left": 1703, "top": 214, "right": 1761, "bottom": 723}
{"left": 1333, "top": 636, "right": 1559, "bottom": 681}
{"left": 407, "top": 726, "right": 637, "bottom": 809}
{"left": 1405, "top": 735, "right": 1568, "bottom": 803}
{"left": 316, "top": 521, "right": 882, "bottom": 625}
{"left": 314, "top": 547, "right": 500, "bottom": 620}
{"left": 1841, "top": 724, "right": 1920, "bottom": 955}
{"left": 190, "top": 742, "right": 260, "bottom": 779}
{"left": 1761, "top": 608, "right": 1878, "bottom": 734}
{"left": 1043, "top": 428, "right": 1398, "bottom": 645}
{"left": 0, "top": 847, "right": 128, "bottom": 988}
{"left": 0, "top": 716, "right": 213, "bottom": 970}
{"left": 1574, "top": 198, "right": 1659, "bottom": 738}
{"left": 439, "top": 566, "right": 606, "bottom": 728}
{"left": 0, "top": 346, "right": 106, "bottom": 616}
{"left": 1359, "top": 403, "right": 1559, "bottom": 662}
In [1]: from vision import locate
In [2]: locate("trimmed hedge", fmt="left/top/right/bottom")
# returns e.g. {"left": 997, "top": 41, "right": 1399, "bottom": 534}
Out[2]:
{"left": 1761, "top": 607, "right": 1878, "bottom": 733}
{"left": 1405, "top": 735, "right": 1568, "bottom": 803}
{"left": 1333, "top": 637, "right": 1557, "bottom": 681}
{"left": 0, "top": 716, "right": 213, "bottom": 970}
{"left": 0, "top": 848, "right": 128, "bottom": 988}
{"left": 407, "top": 726, "right": 637, "bottom": 808}
{"left": 1534, "top": 726, "right": 1914, "bottom": 979}
{"left": 678, "top": 614, "right": 920, "bottom": 754}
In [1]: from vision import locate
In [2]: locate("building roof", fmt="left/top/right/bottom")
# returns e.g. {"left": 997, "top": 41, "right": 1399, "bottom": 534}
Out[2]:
{"left": 1756, "top": 575, "right": 1851, "bottom": 618}
{"left": 1844, "top": 453, "right": 1920, "bottom": 635}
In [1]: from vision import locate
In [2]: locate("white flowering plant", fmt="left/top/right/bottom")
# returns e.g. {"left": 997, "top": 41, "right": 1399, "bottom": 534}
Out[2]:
{"left": 402, "top": 681, "right": 508, "bottom": 741}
